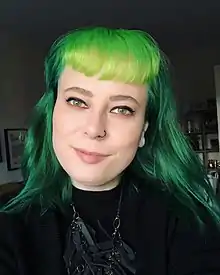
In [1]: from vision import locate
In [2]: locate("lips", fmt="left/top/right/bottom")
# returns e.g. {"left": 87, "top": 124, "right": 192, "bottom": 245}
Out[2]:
{"left": 73, "top": 148, "right": 109, "bottom": 164}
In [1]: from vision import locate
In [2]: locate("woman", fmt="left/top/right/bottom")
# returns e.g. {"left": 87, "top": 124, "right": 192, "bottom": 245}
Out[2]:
{"left": 1, "top": 26, "right": 220, "bottom": 275}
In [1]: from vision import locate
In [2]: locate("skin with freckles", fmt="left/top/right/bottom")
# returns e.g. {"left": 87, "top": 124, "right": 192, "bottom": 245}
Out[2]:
{"left": 52, "top": 67, "right": 148, "bottom": 191}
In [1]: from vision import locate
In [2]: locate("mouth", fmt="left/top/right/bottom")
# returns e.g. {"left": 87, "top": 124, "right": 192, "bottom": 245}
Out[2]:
{"left": 73, "top": 148, "right": 110, "bottom": 164}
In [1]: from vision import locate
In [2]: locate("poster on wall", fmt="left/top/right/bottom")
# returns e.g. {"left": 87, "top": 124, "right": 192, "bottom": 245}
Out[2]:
{"left": 4, "top": 129, "right": 27, "bottom": 170}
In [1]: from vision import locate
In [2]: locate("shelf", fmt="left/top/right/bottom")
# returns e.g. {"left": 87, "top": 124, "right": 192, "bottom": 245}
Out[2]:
{"left": 195, "top": 149, "right": 219, "bottom": 153}
{"left": 183, "top": 102, "right": 219, "bottom": 168}
{"left": 185, "top": 132, "right": 202, "bottom": 135}
{"left": 207, "top": 167, "right": 220, "bottom": 171}
{"left": 185, "top": 130, "right": 218, "bottom": 135}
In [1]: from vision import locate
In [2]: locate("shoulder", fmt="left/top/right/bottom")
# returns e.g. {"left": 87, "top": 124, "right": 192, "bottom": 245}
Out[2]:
{"left": 134, "top": 176, "right": 174, "bottom": 216}
{"left": 0, "top": 211, "right": 24, "bottom": 274}
{"left": 134, "top": 175, "right": 203, "bottom": 221}
{"left": 0, "top": 205, "right": 61, "bottom": 252}
{"left": 134, "top": 176, "right": 220, "bottom": 273}
{"left": 0, "top": 212, "right": 15, "bottom": 240}
{"left": 0, "top": 205, "right": 66, "bottom": 275}
{"left": 134, "top": 175, "right": 220, "bottom": 237}
{"left": 0, "top": 204, "right": 59, "bottom": 240}
{"left": 0, "top": 211, "right": 23, "bottom": 237}
{"left": 133, "top": 177, "right": 175, "bottom": 235}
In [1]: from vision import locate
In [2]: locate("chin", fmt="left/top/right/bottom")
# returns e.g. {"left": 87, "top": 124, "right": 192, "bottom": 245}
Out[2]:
{"left": 70, "top": 173, "right": 108, "bottom": 186}
{"left": 57, "top": 153, "right": 130, "bottom": 189}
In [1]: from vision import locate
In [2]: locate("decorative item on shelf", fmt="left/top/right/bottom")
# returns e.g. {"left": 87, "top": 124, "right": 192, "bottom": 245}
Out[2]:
{"left": 207, "top": 159, "right": 220, "bottom": 170}
{"left": 4, "top": 128, "right": 27, "bottom": 171}
{"left": 206, "top": 134, "right": 219, "bottom": 151}
{"left": 183, "top": 110, "right": 203, "bottom": 134}
{"left": 186, "top": 120, "right": 193, "bottom": 133}
{"left": 207, "top": 171, "right": 219, "bottom": 193}
{"left": 182, "top": 98, "right": 219, "bottom": 168}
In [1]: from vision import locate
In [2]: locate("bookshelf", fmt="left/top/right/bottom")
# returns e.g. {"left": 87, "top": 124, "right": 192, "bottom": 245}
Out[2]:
{"left": 183, "top": 100, "right": 219, "bottom": 170}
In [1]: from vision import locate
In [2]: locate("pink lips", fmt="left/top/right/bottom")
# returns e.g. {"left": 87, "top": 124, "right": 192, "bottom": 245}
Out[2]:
{"left": 74, "top": 148, "right": 109, "bottom": 164}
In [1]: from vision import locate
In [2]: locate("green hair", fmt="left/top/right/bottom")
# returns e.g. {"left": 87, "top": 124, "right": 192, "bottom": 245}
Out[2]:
{"left": 3, "top": 27, "right": 220, "bottom": 227}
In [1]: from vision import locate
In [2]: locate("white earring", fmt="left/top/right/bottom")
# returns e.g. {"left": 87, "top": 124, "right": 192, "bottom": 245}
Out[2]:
{"left": 138, "top": 122, "right": 149, "bottom": 148}
{"left": 139, "top": 135, "right": 145, "bottom": 148}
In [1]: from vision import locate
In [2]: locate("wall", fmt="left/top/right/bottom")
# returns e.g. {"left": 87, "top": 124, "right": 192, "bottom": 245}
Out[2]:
{"left": 0, "top": 31, "right": 44, "bottom": 184}
{"left": 168, "top": 43, "right": 220, "bottom": 116}
{"left": 169, "top": 43, "right": 220, "bottom": 162}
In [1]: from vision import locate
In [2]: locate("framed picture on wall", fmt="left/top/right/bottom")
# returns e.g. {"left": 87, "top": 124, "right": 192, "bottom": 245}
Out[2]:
{"left": 4, "top": 128, "right": 27, "bottom": 170}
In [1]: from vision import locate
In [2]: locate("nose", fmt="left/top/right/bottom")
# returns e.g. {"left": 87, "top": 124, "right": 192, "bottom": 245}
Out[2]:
{"left": 84, "top": 111, "right": 107, "bottom": 140}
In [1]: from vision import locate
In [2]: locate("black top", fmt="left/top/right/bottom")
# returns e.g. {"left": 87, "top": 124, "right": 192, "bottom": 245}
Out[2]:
{"left": 1, "top": 177, "right": 220, "bottom": 275}
{"left": 63, "top": 182, "right": 138, "bottom": 274}
{"left": 70, "top": 181, "right": 138, "bottom": 249}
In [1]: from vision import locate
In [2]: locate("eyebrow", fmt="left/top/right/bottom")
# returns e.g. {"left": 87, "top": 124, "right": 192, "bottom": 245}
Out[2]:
{"left": 109, "top": 94, "right": 140, "bottom": 106}
{"left": 64, "top": 87, "right": 93, "bottom": 97}
{"left": 64, "top": 86, "right": 140, "bottom": 106}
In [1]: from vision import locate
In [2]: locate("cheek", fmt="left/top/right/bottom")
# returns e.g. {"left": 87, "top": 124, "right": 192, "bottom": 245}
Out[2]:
{"left": 52, "top": 102, "right": 75, "bottom": 136}
{"left": 52, "top": 103, "right": 72, "bottom": 151}
{"left": 52, "top": 104, "right": 73, "bottom": 165}
{"left": 115, "top": 124, "right": 142, "bottom": 153}
{"left": 52, "top": 105, "right": 64, "bottom": 136}
{"left": 113, "top": 130, "right": 141, "bottom": 172}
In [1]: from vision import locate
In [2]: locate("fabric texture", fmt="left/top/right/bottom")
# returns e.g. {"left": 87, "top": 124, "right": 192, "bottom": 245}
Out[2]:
{"left": 0, "top": 177, "right": 220, "bottom": 275}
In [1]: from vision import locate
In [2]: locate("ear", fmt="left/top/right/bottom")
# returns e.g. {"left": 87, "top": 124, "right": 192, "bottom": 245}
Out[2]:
{"left": 138, "top": 121, "right": 149, "bottom": 148}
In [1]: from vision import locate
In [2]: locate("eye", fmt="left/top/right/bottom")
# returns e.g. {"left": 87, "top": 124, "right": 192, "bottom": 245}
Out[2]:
{"left": 111, "top": 106, "right": 135, "bottom": 116}
{"left": 66, "top": 97, "right": 87, "bottom": 108}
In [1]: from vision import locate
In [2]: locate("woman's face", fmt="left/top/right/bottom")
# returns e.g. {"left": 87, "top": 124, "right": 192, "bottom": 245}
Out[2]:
{"left": 52, "top": 66, "right": 148, "bottom": 190}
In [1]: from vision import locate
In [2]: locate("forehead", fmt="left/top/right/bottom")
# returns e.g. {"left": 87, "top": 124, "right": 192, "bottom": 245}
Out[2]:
{"left": 58, "top": 66, "right": 147, "bottom": 100}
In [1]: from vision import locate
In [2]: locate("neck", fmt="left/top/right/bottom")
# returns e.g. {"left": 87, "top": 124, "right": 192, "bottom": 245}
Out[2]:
{"left": 71, "top": 176, "right": 121, "bottom": 192}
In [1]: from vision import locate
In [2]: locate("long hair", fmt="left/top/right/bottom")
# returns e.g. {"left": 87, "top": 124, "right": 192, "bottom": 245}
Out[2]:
{"left": 3, "top": 27, "right": 220, "bottom": 226}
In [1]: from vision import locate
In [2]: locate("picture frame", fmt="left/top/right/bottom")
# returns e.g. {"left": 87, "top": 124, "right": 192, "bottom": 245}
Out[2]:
{"left": 4, "top": 128, "right": 27, "bottom": 171}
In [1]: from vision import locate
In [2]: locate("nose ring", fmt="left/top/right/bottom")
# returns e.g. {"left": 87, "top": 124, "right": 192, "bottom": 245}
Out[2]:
{"left": 97, "top": 130, "right": 106, "bottom": 139}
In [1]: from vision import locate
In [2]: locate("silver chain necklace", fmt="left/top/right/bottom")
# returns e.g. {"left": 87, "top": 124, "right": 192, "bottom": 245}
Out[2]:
{"left": 63, "top": 184, "right": 136, "bottom": 275}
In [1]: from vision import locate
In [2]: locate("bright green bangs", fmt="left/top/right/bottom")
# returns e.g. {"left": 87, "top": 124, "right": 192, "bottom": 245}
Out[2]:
{"left": 47, "top": 27, "right": 161, "bottom": 86}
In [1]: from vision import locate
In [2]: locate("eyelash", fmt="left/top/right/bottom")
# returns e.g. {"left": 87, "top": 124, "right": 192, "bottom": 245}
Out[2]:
{"left": 66, "top": 97, "right": 135, "bottom": 116}
{"left": 112, "top": 106, "right": 135, "bottom": 116}
{"left": 66, "top": 97, "right": 87, "bottom": 108}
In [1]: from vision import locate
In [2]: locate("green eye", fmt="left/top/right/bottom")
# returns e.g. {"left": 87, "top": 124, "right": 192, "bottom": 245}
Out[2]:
{"left": 66, "top": 97, "right": 87, "bottom": 108}
{"left": 111, "top": 106, "right": 135, "bottom": 116}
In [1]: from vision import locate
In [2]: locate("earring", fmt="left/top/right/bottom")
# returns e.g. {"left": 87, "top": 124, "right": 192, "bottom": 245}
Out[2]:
{"left": 139, "top": 135, "right": 145, "bottom": 148}
{"left": 139, "top": 121, "right": 148, "bottom": 148}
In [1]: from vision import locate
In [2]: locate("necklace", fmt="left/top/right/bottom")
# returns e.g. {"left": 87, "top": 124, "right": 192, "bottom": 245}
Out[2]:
{"left": 63, "top": 184, "right": 136, "bottom": 274}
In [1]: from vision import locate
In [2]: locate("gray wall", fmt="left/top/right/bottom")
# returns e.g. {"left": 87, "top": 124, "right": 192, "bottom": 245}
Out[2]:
{"left": 0, "top": 32, "right": 44, "bottom": 184}
{"left": 169, "top": 43, "right": 220, "bottom": 116}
